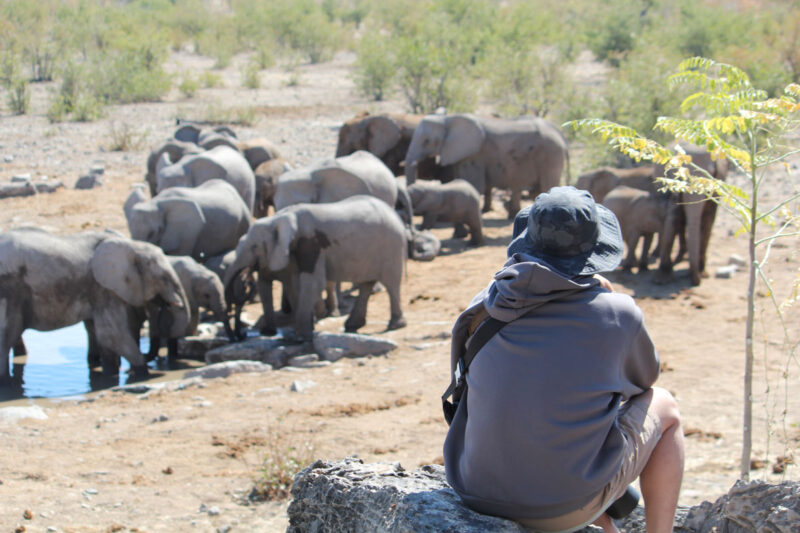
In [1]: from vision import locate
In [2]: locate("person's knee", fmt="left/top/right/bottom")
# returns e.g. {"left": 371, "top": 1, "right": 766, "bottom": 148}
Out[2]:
{"left": 651, "top": 387, "right": 681, "bottom": 429}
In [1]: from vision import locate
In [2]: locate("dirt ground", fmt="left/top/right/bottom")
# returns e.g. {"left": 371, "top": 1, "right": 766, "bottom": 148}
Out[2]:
{"left": 0, "top": 51, "right": 798, "bottom": 533}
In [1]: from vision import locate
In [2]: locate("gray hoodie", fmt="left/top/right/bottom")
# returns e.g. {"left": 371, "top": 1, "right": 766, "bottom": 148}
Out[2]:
{"left": 443, "top": 255, "right": 659, "bottom": 520}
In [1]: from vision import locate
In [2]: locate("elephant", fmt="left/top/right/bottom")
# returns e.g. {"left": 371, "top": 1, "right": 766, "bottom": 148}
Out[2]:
{"left": 253, "top": 157, "right": 293, "bottom": 218}
{"left": 145, "top": 140, "right": 204, "bottom": 197}
{"left": 653, "top": 142, "right": 729, "bottom": 286}
{"left": 575, "top": 165, "right": 656, "bottom": 203}
{"left": 336, "top": 111, "right": 449, "bottom": 180}
{"left": 174, "top": 122, "right": 237, "bottom": 145}
{"left": 273, "top": 150, "right": 413, "bottom": 225}
{"left": 404, "top": 113, "right": 569, "bottom": 218}
{"left": 156, "top": 145, "right": 256, "bottom": 213}
{"left": 0, "top": 228, "right": 190, "bottom": 382}
{"left": 147, "top": 255, "right": 232, "bottom": 359}
{"left": 204, "top": 250, "right": 256, "bottom": 336}
{"left": 223, "top": 195, "right": 407, "bottom": 340}
{"left": 602, "top": 186, "right": 672, "bottom": 272}
{"left": 407, "top": 179, "right": 484, "bottom": 246}
{"left": 237, "top": 138, "right": 284, "bottom": 171}
{"left": 126, "top": 179, "right": 252, "bottom": 261}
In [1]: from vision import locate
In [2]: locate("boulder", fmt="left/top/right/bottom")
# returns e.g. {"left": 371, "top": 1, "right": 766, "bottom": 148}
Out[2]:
{"left": 205, "top": 337, "right": 313, "bottom": 369}
{"left": 313, "top": 332, "right": 397, "bottom": 362}
{"left": 287, "top": 458, "right": 800, "bottom": 533}
{"left": 178, "top": 336, "right": 230, "bottom": 359}
{"left": 183, "top": 360, "right": 272, "bottom": 380}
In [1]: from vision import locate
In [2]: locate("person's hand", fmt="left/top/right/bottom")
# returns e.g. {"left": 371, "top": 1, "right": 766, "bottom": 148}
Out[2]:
{"left": 594, "top": 274, "right": 614, "bottom": 292}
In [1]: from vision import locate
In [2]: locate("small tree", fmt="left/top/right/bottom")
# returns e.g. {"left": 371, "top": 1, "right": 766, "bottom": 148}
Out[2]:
{"left": 567, "top": 57, "right": 800, "bottom": 480}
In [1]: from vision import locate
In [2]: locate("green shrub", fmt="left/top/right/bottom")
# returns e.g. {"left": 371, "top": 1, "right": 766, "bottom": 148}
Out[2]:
{"left": 584, "top": 0, "right": 650, "bottom": 67}
{"left": 179, "top": 73, "right": 200, "bottom": 98}
{"left": 353, "top": 32, "right": 396, "bottom": 101}
{"left": 242, "top": 61, "right": 261, "bottom": 89}
{"left": 253, "top": 43, "right": 276, "bottom": 70}
{"left": 199, "top": 70, "right": 224, "bottom": 88}
{"left": 6, "top": 77, "right": 30, "bottom": 115}
{"left": 250, "top": 432, "right": 313, "bottom": 501}
{"left": 106, "top": 121, "right": 148, "bottom": 151}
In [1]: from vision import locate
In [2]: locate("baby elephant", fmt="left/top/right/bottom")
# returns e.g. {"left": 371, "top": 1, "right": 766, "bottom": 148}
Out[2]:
{"left": 603, "top": 186, "right": 671, "bottom": 272}
{"left": 407, "top": 179, "right": 484, "bottom": 245}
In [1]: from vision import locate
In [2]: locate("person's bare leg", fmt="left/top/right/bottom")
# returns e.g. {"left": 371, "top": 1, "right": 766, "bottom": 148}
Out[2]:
{"left": 592, "top": 512, "right": 620, "bottom": 533}
{"left": 639, "top": 387, "right": 684, "bottom": 533}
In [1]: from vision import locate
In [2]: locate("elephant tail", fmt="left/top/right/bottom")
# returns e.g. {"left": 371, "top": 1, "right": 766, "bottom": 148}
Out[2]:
{"left": 564, "top": 147, "right": 571, "bottom": 186}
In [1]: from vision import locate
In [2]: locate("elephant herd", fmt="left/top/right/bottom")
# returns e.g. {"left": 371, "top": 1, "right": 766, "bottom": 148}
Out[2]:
{"left": 0, "top": 111, "right": 721, "bottom": 385}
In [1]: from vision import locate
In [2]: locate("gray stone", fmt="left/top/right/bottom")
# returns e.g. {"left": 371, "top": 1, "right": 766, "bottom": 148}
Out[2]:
{"left": 313, "top": 332, "right": 397, "bottom": 361}
{"left": 4, "top": 154, "right": 14, "bottom": 162}
{"left": 34, "top": 180, "right": 64, "bottom": 194}
{"left": 288, "top": 354, "right": 325, "bottom": 368}
{"left": 178, "top": 336, "right": 230, "bottom": 359}
{"left": 183, "top": 360, "right": 272, "bottom": 380}
{"left": 0, "top": 405, "right": 48, "bottom": 423}
{"left": 290, "top": 380, "right": 318, "bottom": 393}
{"left": 205, "top": 337, "right": 314, "bottom": 369}
{"left": 75, "top": 173, "right": 102, "bottom": 190}
{"left": 0, "top": 180, "right": 37, "bottom": 198}
{"left": 288, "top": 459, "right": 800, "bottom": 533}
{"left": 728, "top": 254, "right": 747, "bottom": 267}
{"left": 89, "top": 165, "right": 105, "bottom": 176}
{"left": 11, "top": 173, "right": 31, "bottom": 182}
{"left": 715, "top": 265, "right": 738, "bottom": 279}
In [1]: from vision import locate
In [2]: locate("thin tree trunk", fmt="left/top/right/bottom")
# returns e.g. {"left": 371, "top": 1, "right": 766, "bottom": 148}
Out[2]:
{"left": 741, "top": 146, "right": 758, "bottom": 480}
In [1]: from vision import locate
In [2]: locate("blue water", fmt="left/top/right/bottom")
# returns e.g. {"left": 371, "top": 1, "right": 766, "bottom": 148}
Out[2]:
{"left": 3, "top": 323, "right": 154, "bottom": 400}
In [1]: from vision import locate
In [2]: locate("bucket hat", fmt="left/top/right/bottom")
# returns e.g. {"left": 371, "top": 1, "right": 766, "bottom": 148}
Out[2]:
{"left": 507, "top": 186, "right": 623, "bottom": 277}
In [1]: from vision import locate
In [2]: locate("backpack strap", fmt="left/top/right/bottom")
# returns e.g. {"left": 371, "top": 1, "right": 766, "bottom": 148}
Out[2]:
{"left": 442, "top": 311, "right": 508, "bottom": 425}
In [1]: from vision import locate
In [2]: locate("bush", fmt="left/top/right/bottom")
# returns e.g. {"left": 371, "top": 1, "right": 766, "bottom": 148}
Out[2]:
{"left": 199, "top": 70, "right": 223, "bottom": 89}
{"left": 242, "top": 61, "right": 261, "bottom": 89}
{"left": 353, "top": 31, "right": 396, "bottom": 101}
{"left": 179, "top": 74, "right": 199, "bottom": 98}
{"left": 106, "top": 122, "right": 148, "bottom": 151}
{"left": 6, "top": 77, "right": 30, "bottom": 115}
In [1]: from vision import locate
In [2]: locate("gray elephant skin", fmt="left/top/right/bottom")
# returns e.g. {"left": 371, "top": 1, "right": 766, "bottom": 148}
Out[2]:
{"left": 654, "top": 142, "right": 728, "bottom": 286}
{"left": 148, "top": 255, "right": 231, "bottom": 359}
{"left": 0, "top": 228, "right": 190, "bottom": 382}
{"left": 407, "top": 179, "right": 484, "bottom": 246}
{"left": 253, "top": 157, "right": 293, "bottom": 218}
{"left": 237, "top": 137, "right": 283, "bottom": 170}
{"left": 336, "top": 111, "right": 448, "bottom": 180}
{"left": 224, "top": 195, "right": 407, "bottom": 340}
{"left": 575, "top": 165, "right": 656, "bottom": 203}
{"left": 126, "top": 179, "right": 252, "bottom": 260}
{"left": 603, "top": 186, "right": 671, "bottom": 272}
{"left": 274, "top": 150, "right": 413, "bottom": 227}
{"left": 145, "top": 140, "right": 204, "bottom": 197}
{"left": 404, "top": 113, "right": 569, "bottom": 218}
{"left": 156, "top": 145, "right": 256, "bottom": 212}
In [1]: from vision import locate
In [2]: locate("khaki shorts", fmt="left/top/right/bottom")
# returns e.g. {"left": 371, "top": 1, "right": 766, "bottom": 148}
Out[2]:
{"left": 515, "top": 392, "right": 663, "bottom": 533}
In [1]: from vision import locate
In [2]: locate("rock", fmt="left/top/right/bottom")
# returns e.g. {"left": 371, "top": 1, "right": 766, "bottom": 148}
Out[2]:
{"left": 288, "top": 354, "right": 329, "bottom": 368}
{"left": 11, "top": 173, "right": 31, "bottom": 182}
{"left": 0, "top": 181, "right": 37, "bottom": 199}
{"left": 715, "top": 265, "right": 737, "bottom": 279}
{"left": 728, "top": 254, "right": 747, "bottom": 267}
{"left": 178, "top": 336, "right": 230, "bottom": 359}
{"left": 89, "top": 164, "right": 105, "bottom": 176}
{"left": 205, "top": 337, "right": 314, "bottom": 369}
{"left": 287, "top": 458, "right": 529, "bottom": 532}
{"left": 74, "top": 173, "right": 102, "bottom": 190}
{"left": 0, "top": 405, "right": 48, "bottom": 423}
{"left": 288, "top": 459, "right": 800, "bottom": 533}
{"left": 33, "top": 180, "right": 64, "bottom": 194}
{"left": 183, "top": 360, "right": 272, "bottom": 380}
{"left": 4, "top": 154, "right": 14, "bottom": 162}
{"left": 290, "top": 380, "right": 317, "bottom": 393}
{"left": 313, "top": 332, "right": 397, "bottom": 361}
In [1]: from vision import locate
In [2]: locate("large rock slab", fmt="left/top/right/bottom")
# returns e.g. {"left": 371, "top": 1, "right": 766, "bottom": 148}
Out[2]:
{"left": 205, "top": 337, "right": 313, "bottom": 368}
{"left": 313, "top": 332, "right": 397, "bottom": 362}
{"left": 0, "top": 179, "right": 63, "bottom": 199}
{"left": 184, "top": 360, "right": 272, "bottom": 380}
{"left": 287, "top": 458, "right": 800, "bottom": 533}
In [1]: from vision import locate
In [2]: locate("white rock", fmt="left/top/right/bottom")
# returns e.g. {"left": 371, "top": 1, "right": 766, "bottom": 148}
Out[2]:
{"left": 313, "top": 332, "right": 397, "bottom": 361}
{"left": 183, "top": 360, "right": 272, "bottom": 380}
{"left": 0, "top": 405, "right": 48, "bottom": 422}
{"left": 11, "top": 173, "right": 31, "bottom": 182}
{"left": 728, "top": 254, "right": 747, "bottom": 267}
{"left": 291, "top": 380, "right": 318, "bottom": 392}
{"left": 716, "top": 265, "right": 738, "bottom": 279}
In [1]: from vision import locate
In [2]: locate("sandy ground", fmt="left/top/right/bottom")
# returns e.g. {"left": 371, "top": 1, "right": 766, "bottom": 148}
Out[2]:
{"left": 0, "top": 51, "right": 799, "bottom": 532}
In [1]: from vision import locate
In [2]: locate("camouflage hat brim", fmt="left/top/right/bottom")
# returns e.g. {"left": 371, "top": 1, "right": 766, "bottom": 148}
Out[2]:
{"left": 507, "top": 203, "right": 623, "bottom": 277}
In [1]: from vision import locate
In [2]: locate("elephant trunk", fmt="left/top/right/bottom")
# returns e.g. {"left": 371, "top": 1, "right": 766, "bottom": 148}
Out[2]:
{"left": 223, "top": 250, "right": 256, "bottom": 341}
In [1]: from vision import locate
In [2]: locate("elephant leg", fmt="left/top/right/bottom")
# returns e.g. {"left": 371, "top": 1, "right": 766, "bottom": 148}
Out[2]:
{"left": 325, "top": 281, "right": 340, "bottom": 317}
{"left": 166, "top": 338, "right": 179, "bottom": 359}
{"left": 85, "top": 319, "right": 103, "bottom": 369}
{"left": 420, "top": 212, "right": 437, "bottom": 230}
{"left": 621, "top": 232, "right": 639, "bottom": 272}
{"left": 481, "top": 185, "right": 493, "bottom": 213}
{"left": 674, "top": 213, "right": 688, "bottom": 264}
{"left": 452, "top": 223, "right": 468, "bottom": 239}
{"left": 383, "top": 277, "right": 406, "bottom": 331}
{"left": 12, "top": 338, "right": 27, "bottom": 356}
{"left": 0, "top": 302, "right": 24, "bottom": 383}
{"left": 147, "top": 331, "right": 161, "bottom": 362}
{"left": 654, "top": 203, "right": 680, "bottom": 285}
{"left": 345, "top": 281, "right": 375, "bottom": 333}
{"left": 684, "top": 195, "right": 707, "bottom": 286}
{"left": 639, "top": 233, "right": 654, "bottom": 272}
{"left": 257, "top": 273, "right": 277, "bottom": 337}
{"left": 466, "top": 211, "right": 484, "bottom": 246}
{"left": 699, "top": 201, "right": 718, "bottom": 274}
{"left": 92, "top": 305, "right": 148, "bottom": 378}
{"left": 503, "top": 189, "right": 522, "bottom": 220}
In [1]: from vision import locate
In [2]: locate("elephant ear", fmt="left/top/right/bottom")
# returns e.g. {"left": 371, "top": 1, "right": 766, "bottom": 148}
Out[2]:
{"left": 123, "top": 186, "right": 148, "bottom": 225}
{"left": 156, "top": 152, "right": 174, "bottom": 175}
{"left": 158, "top": 198, "right": 206, "bottom": 256}
{"left": 91, "top": 238, "right": 148, "bottom": 307}
{"left": 184, "top": 154, "right": 227, "bottom": 185}
{"left": 440, "top": 115, "right": 485, "bottom": 167}
{"left": 367, "top": 116, "right": 402, "bottom": 157}
{"left": 269, "top": 213, "right": 297, "bottom": 272}
{"left": 174, "top": 123, "right": 201, "bottom": 143}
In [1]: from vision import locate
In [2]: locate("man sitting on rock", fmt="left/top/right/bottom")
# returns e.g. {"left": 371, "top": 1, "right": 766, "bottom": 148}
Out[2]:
{"left": 443, "top": 186, "right": 684, "bottom": 533}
